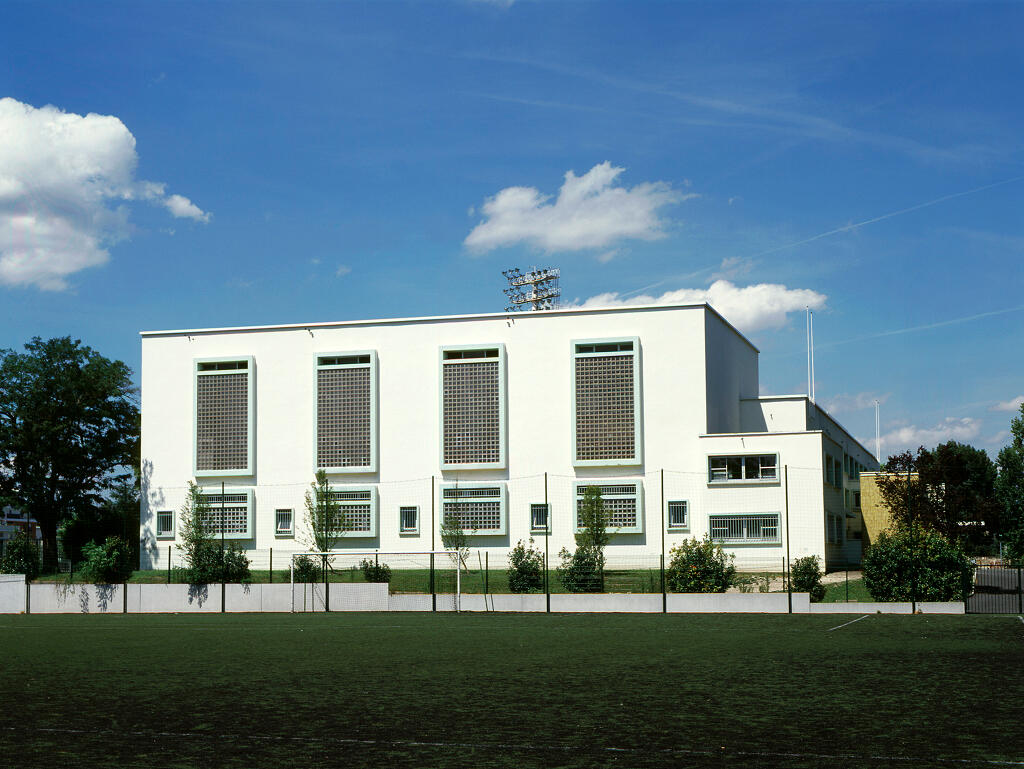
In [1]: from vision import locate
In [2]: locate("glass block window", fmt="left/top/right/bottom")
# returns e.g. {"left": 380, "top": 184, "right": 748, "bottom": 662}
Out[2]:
{"left": 441, "top": 347, "right": 504, "bottom": 467}
{"left": 316, "top": 353, "right": 375, "bottom": 471}
{"left": 195, "top": 359, "right": 252, "bottom": 474}
{"left": 530, "top": 503, "right": 549, "bottom": 532}
{"left": 326, "top": 488, "right": 377, "bottom": 536}
{"left": 441, "top": 485, "right": 506, "bottom": 535}
{"left": 198, "top": 490, "right": 253, "bottom": 539}
{"left": 573, "top": 339, "right": 639, "bottom": 464}
{"left": 275, "top": 509, "right": 293, "bottom": 537}
{"left": 399, "top": 506, "right": 419, "bottom": 534}
{"left": 667, "top": 501, "right": 688, "bottom": 530}
{"left": 709, "top": 514, "right": 780, "bottom": 544}
{"left": 708, "top": 455, "right": 778, "bottom": 483}
{"left": 156, "top": 511, "right": 174, "bottom": 539}
{"left": 575, "top": 483, "right": 644, "bottom": 534}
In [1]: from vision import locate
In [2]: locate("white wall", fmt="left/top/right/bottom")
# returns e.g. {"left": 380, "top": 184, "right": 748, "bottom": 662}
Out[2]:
{"left": 140, "top": 304, "right": 837, "bottom": 568}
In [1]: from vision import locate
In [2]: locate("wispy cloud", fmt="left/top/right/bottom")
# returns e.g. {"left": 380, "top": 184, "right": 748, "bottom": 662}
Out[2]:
{"left": 821, "top": 391, "right": 890, "bottom": 415}
{"left": 465, "top": 162, "right": 692, "bottom": 254}
{"left": 991, "top": 395, "right": 1024, "bottom": 413}
{"left": 0, "top": 97, "right": 209, "bottom": 291}
{"left": 875, "top": 417, "right": 982, "bottom": 454}
{"left": 573, "top": 279, "right": 826, "bottom": 334}
{"left": 335, "top": 264, "right": 352, "bottom": 278}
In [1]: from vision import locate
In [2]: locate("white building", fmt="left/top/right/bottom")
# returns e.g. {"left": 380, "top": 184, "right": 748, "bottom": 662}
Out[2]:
{"left": 139, "top": 303, "right": 878, "bottom": 571}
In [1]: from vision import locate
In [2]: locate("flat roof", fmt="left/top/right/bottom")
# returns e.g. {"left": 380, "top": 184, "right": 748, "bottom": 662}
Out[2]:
{"left": 140, "top": 302, "right": 760, "bottom": 353}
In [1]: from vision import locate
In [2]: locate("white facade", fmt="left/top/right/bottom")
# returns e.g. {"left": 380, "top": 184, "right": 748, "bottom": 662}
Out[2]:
{"left": 139, "top": 303, "right": 878, "bottom": 570}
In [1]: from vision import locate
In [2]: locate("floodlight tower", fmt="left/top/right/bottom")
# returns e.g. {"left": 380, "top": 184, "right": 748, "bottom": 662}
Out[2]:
{"left": 502, "top": 266, "right": 561, "bottom": 312}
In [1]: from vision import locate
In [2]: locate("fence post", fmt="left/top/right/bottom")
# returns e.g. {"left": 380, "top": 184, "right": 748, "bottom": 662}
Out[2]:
{"left": 846, "top": 561, "right": 849, "bottom": 603}
{"left": 544, "top": 471, "right": 550, "bottom": 614}
{"left": 786, "top": 557, "right": 792, "bottom": 614}
{"left": 784, "top": 465, "right": 792, "bottom": 614}
{"left": 660, "top": 553, "right": 666, "bottom": 613}
{"left": 484, "top": 551, "right": 489, "bottom": 595}
{"left": 1018, "top": 567, "right": 1022, "bottom": 615}
{"left": 431, "top": 475, "right": 436, "bottom": 613}
{"left": 430, "top": 552, "right": 436, "bottom": 612}
{"left": 167, "top": 545, "right": 171, "bottom": 584}
{"left": 269, "top": 548, "right": 272, "bottom": 584}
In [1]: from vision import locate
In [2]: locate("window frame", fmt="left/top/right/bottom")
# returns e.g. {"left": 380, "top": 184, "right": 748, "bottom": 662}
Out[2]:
{"left": 193, "top": 356, "right": 256, "bottom": 478}
{"left": 313, "top": 350, "right": 378, "bottom": 474}
{"left": 156, "top": 510, "right": 175, "bottom": 540}
{"left": 275, "top": 508, "right": 294, "bottom": 538}
{"left": 399, "top": 505, "right": 420, "bottom": 536}
{"left": 570, "top": 337, "right": 643, "bottom": 468}
{"left": 666, "top": 500, "right": 689, "bottom": 531}
{"left": 439, "top": 482, "right": 508, "bottom": 536}
{"left": 327, "top": 485, "right": 380, "bottom": 538}
{"left": 707, "top": 454, "right": 780, "bottom": 485}
{"left": 574, "top": 482, "right": 644, "bottom": 535}
{"left": 438, "top": 344, "right": 507, "bottom": 470}
{"left": 197, "top": 487, "right": 255, "bottom": 540}
{"left": 708, "top": 513, "right": 782, "bottom": 545}
{"left": 530, "top": 503, "right": 550, "bottom": 534}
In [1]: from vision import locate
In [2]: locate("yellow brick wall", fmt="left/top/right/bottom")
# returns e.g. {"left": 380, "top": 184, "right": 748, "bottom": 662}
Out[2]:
{"left": 859, "top": 472, "right": 917, "bottom": 548}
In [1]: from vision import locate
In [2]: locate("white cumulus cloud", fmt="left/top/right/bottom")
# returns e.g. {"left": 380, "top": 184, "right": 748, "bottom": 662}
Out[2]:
{"left": 878, "top": 417, "right": 982, "bottom": 453}
{"left": 821, "top": 391, "right": 891, "bottom": 415}
{"left": 0, "top": 97, "right": 209, "bottom": 290}
{"left": 573, "top": 279, "right": 826, "bottom": 334}
{"left": 991, "top": 395, "right": 1024, "bottom": 412}
{"left": 464, "top": 161, "right": 691, "bottom": 254}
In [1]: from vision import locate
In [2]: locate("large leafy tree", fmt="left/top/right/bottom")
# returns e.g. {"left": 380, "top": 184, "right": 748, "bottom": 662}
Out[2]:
{"left": 995, "top": 404, "right": 1024, "bottom": 563}
{"left": 0, "top": 337, "right": 139, "bottom": 570}
{"left": 877, "top": 441, "right": 1000, "bottom": 551}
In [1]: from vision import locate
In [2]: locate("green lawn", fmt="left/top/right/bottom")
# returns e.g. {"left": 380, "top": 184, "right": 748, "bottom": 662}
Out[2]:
{"left": 0, "top": 613, "right": 1020, "bottom": 768}
{"left": 822, "top": 577, "right": 874, "bottom": 603}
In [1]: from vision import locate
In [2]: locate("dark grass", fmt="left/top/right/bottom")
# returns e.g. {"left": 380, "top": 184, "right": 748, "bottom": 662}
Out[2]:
{"left": 822, "top": 577, "right": 874, "bottom": 603}
{"left": 0, "top": 613, "right": 1021, "bottom": 769}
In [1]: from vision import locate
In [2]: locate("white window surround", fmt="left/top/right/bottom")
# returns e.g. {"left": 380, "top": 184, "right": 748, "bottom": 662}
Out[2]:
{"left": 439, "top": 483, "right": 507, "bottom": 536}
{"left": 708, "top": 513, "right": 781, "bottom": 545}
{"left": 439, "top": 344, "right": 507, "bottom": 470}
{"left": 198, "top": 488, "right": 255, "bottom": 540}
{"left": 326, "top": 486, "right": 380, "bottom": 538}
{"left": 399, "top": 506, "right": 419, "bottom": 535}
{"left": 571, "top": 337, "right": 642, "bottom": 468}
{"left": 156, "top": 511, "right": 174, "bottom": 539}
{"left": 193, "top": 356, "right": 255, "bottom": 478}
{"left": 575, "top": 482, "right": 644, "bottom": 535}
{"left": 666, "top": 500, "right": 688, "bottom": 530}
{"left": 313, "top": 351, "right": 378, "bottom": 473}
{"left": 275, "top": 509, "right": 294, "bottom": 538}
{"left": 707, "top": 454, "right": 779, "bottom": 484}
{"left": 530, "top": 503, "right": 550, "bottom": 533}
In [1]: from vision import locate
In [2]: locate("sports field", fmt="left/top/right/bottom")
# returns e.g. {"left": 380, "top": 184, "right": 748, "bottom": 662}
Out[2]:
{"left": 0, "top": 613, "right": 1021, "bottom": 768}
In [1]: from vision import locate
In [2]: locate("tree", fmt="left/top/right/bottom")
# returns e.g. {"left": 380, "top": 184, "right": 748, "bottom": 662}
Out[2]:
{"left": 177, "top": 482, "right": 250, "bottom": 584}
{"left": 507, "top": 538, "right": 544, "bottom": 593}
{"left": 440, "top": 510, "right": 469, "bottom": 572}
{"left": 862, "top": 528, "right": 973, "bottom": 601}
{"left": 557, "top": 486, "right": 611, "bottom": 592}
{"left": 877, "top": 442, "right": 1000, "bottom": 551}
{"left": 303, "top": 470, "right": 344, "bottom": 553}
{"left": 61, "top": 476, "right": 140, "bottom": 566}
{"left": 995, "top": 403, "right": 1024, "bottom": 563}
{"left": 664, "top": 536, "right": 735, "bottom": 593}
{"left": 0, "top": 337, "right": 138, "bottom": 571}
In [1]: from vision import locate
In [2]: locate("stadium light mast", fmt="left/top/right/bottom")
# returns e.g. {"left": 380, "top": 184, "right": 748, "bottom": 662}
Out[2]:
{"left": 502, "top": 266, "right": 561, "bottom": 312}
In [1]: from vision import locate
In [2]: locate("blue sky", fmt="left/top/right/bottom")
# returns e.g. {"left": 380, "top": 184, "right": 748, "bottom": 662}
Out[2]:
{"left": 2, "top": 1, "right": 1022, "bottom": 458}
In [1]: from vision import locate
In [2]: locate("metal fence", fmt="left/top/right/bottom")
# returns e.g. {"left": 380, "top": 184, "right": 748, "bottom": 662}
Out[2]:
{"left": 966, "top": 565, "right": 1024, "bottom": 614}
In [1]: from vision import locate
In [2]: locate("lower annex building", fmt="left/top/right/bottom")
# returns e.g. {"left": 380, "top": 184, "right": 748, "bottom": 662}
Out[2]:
{"left": 139, "top": 303, "right": 879, "bottom": 571}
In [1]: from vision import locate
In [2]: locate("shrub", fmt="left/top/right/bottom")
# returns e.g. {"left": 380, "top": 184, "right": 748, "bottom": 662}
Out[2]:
{"left": 790, "top": 555, "right": 826, "bottom": 602}
{"left": 359, "top": 558, "right": 391, "bottom": 583}
{"left": 862, "top": 528, "right": 974, "bottom": 601}
{"left": 557, "top": 546, "right": 603, "bottom": 593}
{"left": 507, "top": 539, "right": 544, "bottom": 593}
{"left": 293, "top": 555, "right": 321, "bottom": 583}
{"left": 665, "top": 536, "right": 735, "bottom": 593}
{"left": 78, "top": 536, "right": 134, "bottom": 584}
{"left": 0, "top": 531, "right": 41, "bottom": 580}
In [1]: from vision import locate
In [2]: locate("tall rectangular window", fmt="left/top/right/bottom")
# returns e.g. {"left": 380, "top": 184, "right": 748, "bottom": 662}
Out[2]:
{"left": 572, "top": 339, "right": 641, "bottom": 466}
{"left": 440, "top": 346, "right": 506, "bottom": 469}
{"left": 156, "top": 511, "right": 174, "bottom": 539}
{"left": 667, "top": 501, "right": 688, "bottom": 530}
{"left": 326, "top": 487, "right": 379, "bottom": 537}
{"left": 316, "top": 352, "right": 377, "bottom": 472}
{"left": 195, "top": 358, "right": 254, "bottom": 476}
{"left": 530, "top": 503, "right": 550, "bottom": 533}
{"left": 399, "top": 506, "right": 419, "bottom": 535}
{"left": 275, "top": 509, "right": 293, "bottom": 537}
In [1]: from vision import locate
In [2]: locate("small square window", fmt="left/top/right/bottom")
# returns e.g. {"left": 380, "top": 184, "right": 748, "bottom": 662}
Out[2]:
{"left": 530, "top": 503, "right": 549, "bottom": 532}
{"left": 667, "top": 501, "right": 688, "bottom": 530}
{"left": 399, "top": 506, "right": 419, "bottom": 535}
{"left": 275, "top": 509, "right": 294, "bottom": 537}
{"left": 156, "top": 511, "right": 174, "bottom": 539}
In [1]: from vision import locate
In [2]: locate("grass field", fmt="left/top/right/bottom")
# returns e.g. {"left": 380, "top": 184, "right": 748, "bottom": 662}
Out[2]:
{"left": 0, "top": 613, "right": 1021, "bottom": 768}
